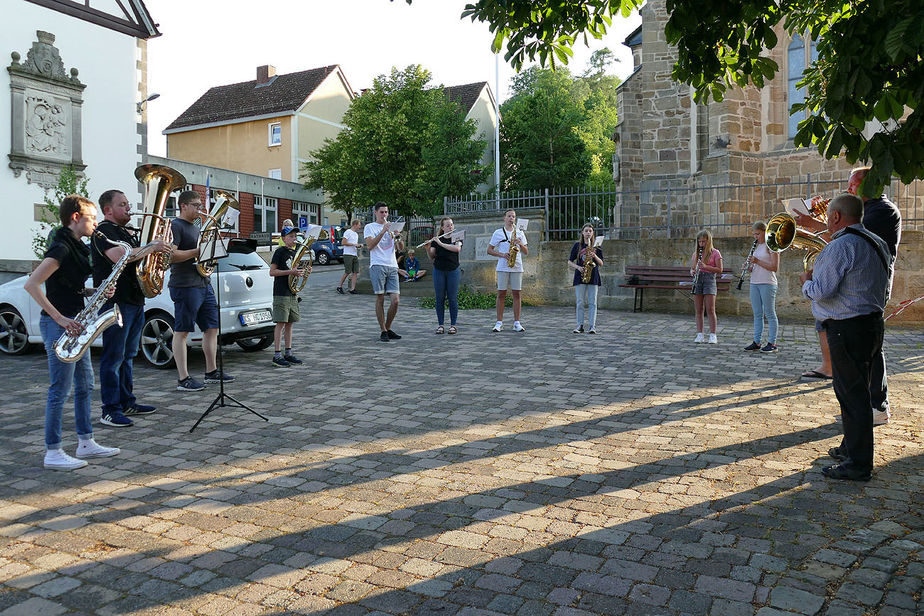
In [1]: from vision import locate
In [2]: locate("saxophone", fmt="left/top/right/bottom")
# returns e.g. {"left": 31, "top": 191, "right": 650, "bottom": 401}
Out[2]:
{"left": 581, "top": 242, "right": 597, "bottom": 284}
{"left": 506, "top": 225, "right": 519, "bottom": 268}
{"left": 54, "top": 233, "right": 132, "bottom": 362}
{"left": 288, "top": 236, "right": 314, "bottom": 294}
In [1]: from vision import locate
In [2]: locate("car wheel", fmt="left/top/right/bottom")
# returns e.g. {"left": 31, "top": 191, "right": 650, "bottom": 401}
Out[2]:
{"left": 316, "top": 251, "right": 331, "bottom": 266}
{"left": 236, "top": 335, "right": 273, "bottom": 352}
{"left": 0, "top": 306, "right": 32, "bottom": 355}
{"left": 141, "top": 311, "right": 175, "bottom": 369}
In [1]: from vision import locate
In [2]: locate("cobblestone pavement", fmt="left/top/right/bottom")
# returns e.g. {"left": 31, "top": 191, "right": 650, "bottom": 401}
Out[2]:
{"left": 1, "top": 270, "right": 922, "bottom": 616}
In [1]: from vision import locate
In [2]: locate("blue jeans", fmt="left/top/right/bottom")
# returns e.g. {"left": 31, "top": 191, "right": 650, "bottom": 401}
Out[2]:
{"left": 433, "top": 268, "right": 460, "bottom": 326}
{"left": 99, "top": 301, "right": 144, "bottom": 415}
{"left": 749, "top": 283, "right": 778, "bottom": 343}
{"left": 40, "top": 315, "right": 94, "bottom": 450}
{"left": 575, "top": 284, "right": 599, "bottom": 329}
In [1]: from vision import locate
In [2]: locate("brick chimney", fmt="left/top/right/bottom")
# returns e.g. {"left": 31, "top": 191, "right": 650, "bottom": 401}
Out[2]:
{"left": 256, "top": 65, "right": 276, "bottom": 84}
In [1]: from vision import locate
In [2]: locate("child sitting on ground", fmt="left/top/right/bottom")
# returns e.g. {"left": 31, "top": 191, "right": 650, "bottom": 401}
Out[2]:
{"left": 399, "top": 249, "right": 427, "bottom": 282}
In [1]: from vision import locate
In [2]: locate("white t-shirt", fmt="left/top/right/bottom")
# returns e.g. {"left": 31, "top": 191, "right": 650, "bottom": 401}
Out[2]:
{"left": 342, "top": 228, "right": 359, "bottom": 257}
{"left": 490, "top": 226, "right": 528, "bottom": 273}
{"left": 750, "top": 242, "right": 778, "bottom": 286}
{"left": 364, "top": 222, "right": 398, "bottom": 268}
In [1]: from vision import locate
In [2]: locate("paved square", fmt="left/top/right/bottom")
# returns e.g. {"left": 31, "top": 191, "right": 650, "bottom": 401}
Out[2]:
{"left": 1, "top": 271, "right": 921, "bottom": 615}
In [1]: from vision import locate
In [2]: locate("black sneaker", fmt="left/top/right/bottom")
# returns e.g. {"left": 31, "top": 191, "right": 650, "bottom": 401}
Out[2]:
{"left": 284, "top": 354, "right": 303, "bottom": 365}
{"left": 204, "top": 370, "right": 235, "bottom": 384}
{"left": 177, "top": 377, "right": 205, "bottom": 391}
{"left": 272, "top": 356, "right": 290, "bottom": 368}
{"left": 761, "top": 343, "right": 778, "bottom": 353}
{"left": 100, "top": 411, "right": 134, "bottom": 427}
{"left": 124, "top": 403, "right": 156, "bottom": 416}
{"left": 336, "top": 287, "right": 345, "bottom": 294}
{"left": 744, "top": 342, "right": 761, "bottom": 351}
{"left": 386, "top": 330, "right": 401, "bottom": 340}
{"left": 348, "top": 289, "right": 357, "bottom": 294}
{"left": 380, "top": 331, "right": 390, "bottom": 342}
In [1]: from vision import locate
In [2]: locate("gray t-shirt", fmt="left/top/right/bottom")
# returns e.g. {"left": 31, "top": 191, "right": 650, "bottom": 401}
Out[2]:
{"left": 169, "top": 218, "right": 208, "bottom": 288}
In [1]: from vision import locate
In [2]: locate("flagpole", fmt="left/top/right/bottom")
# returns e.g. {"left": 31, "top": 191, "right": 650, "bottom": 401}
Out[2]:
{"left": 494, "top": 51, "right": 501, "bottom": 211}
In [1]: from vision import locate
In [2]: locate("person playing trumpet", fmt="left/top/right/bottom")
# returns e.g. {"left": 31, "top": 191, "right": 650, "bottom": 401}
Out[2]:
{"left": 269, "top": 225, "right": 308, "bottom": 367}
{"left": 364, "top": 202, "right": 404, "bottom": 342}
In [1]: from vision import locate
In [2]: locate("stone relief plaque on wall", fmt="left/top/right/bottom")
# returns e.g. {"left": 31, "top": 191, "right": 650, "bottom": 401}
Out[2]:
{"left": 8, "top": 31, "right": 85, "bottom": 188}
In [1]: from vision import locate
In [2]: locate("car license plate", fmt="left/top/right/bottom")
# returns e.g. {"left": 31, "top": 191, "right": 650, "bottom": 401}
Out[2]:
{"left": 239, "top": 309, "right": 272, "bottom": 326}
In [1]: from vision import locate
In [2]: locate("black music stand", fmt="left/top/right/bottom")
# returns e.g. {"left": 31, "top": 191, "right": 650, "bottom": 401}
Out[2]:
{"left": 190, "top": 238, "right": 268, "bottom": 432}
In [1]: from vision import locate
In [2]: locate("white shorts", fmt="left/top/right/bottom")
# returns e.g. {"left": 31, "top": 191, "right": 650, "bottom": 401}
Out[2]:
{"left": 497, "top": 271, "right": 523, "bottom": 291}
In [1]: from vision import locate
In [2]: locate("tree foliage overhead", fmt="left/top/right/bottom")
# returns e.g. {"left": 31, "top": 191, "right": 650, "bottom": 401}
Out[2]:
{"left": 501, "top": 56, "right": 620, "bottom": 190}
{"left": 303, "top": 65, "right": 489, "bottom": 219}
{"left": 405, "top": 0, "right": 923, "bottom": 195}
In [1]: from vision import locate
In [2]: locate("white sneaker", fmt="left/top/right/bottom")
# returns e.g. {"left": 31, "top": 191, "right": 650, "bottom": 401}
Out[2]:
{"left": 44, "top": 449, "right": 88, "bottom": 470}
{"left": 76, "top": 439, "right": 120, "bottom": 459}
{"left": 694, "top": 333, "right": 704, "bottom": 343}
{"left": 492, "top": 321, "right": 503, "bottom": 332}
{"left": 873, "top": 409, "right": 891, "bottom": 426}
{"left": 707, "top": 333, "right": 718, "bottom": 344}
{"left": 513, "top": 321, "right": 525, "bottom": 332}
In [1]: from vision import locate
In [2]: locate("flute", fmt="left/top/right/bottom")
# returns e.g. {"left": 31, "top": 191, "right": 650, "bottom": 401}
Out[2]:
{"left": 416, "top": 230, "right": 455, "bottom": 248}
{"left": 736, "top": 238, "right": 758, "bottom": 290}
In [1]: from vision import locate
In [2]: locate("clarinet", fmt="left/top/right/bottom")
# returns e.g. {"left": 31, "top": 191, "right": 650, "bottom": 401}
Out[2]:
{"left": 690, "top": 246, "right": 703, "bottom": 295}
{"left": 736, "top": 239, "right": 758, "bottom": 290}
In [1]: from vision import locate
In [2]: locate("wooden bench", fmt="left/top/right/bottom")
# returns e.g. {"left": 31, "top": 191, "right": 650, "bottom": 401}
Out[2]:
{"left": 620, "top": 265, "right": 736, "bottom": 312}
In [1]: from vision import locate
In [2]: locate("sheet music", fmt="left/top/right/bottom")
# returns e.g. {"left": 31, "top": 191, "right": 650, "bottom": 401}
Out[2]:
{"left": 303, "top": 224, "right": 323, "bottom": 242}
{"left": 517, "top": 219, "right": 529, "bottom": 231}
{"left": 198, "top": 233, "right": 228, "bottom": 263}
{"left": 782, "top": 198, "right": 810, "bottom": 217}
{"left": 219, "top": 207, "right": 240, "bottom": 229}
{"left": 450, "top": 229, "right": 466, "bottom": 242}
{"left": 593, "top": 236, "right": 604, "bottom": 248}
{"left": 388, "top": 221, "right": 406, "bottom": 233}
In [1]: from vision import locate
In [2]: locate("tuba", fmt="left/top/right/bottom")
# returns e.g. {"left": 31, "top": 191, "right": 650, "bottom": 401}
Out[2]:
{"left": 196, "top": 190, "right": 239, "bottom": 277}
{"left": 288, "top": 234, "right": 314, "bottom": 294}
{"left": 766, "top": 212, "right": 828, "bottom": 271}
{"left": 135, "top": 164, "right": 186, "bottom": 297}
{"left": 54, "top": 233, "right": 131, "bottom": 362}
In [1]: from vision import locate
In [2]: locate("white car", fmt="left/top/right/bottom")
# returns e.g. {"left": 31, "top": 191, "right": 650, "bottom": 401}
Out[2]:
{"left": 0, "top": 238, "right": 275, "bottom": 368}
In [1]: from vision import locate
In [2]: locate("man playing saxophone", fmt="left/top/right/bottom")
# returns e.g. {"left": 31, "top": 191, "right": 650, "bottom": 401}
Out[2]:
{"left": 169, "top": 191, "right": 234, "bottom": 391}
{"left": 91, "top": 190, "right": 173, "bottom": 427}
{"left": 269, "top": 225, "right": 307, "bottom": 367}
{"left": 25, "top": 195, "right": 121, "bottom": 470}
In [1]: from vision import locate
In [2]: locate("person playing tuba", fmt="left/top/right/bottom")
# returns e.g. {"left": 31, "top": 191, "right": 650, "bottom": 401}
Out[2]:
{"left": 269, "top": 224, "right": 308, "bottom": 367}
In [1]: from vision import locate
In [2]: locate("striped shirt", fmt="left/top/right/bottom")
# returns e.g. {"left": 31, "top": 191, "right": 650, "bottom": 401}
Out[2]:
{"left": 802, "top": 224, "right": 891, "bottom": 322}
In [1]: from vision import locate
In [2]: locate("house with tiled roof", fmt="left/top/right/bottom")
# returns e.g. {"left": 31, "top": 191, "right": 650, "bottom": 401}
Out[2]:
{"left": 443, "top": 81, "right": 498, "bottom": 191}
{"left": 164, "top": 64, "right": 355, "bottom": 232}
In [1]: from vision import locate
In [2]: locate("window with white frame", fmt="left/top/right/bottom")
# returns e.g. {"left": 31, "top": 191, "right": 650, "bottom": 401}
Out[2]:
{"left": 291, "top": 200, "right": 318, "bottom": 225}
{"left": 253, "top": 195, "right": 278, "bottom": 233}
{"left": 268, "top": 122, "right": 282, "bottom": 146}
{"left": 787, "top": 34, "right": 818, "bottom": 139}
{"left": 268, "top": 168, "right": 282, "bottom": 180}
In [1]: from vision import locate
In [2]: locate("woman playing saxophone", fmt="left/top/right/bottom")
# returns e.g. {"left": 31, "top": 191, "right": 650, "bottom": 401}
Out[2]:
{"left": 24, "top": 195, "right": 121, "bottom": 471}
{"left": 567, "top": 224, "right": 603, "bottom": 333}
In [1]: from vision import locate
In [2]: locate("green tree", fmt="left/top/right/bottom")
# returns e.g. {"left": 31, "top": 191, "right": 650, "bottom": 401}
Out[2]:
{"left": 32, "top": 165, "right": 89, "bottom": 259}
{"left": 303, "top": 65, "right": 489, "bottom": 219}
{"left": 409, "top": 0, "right": 923, "bottom": 195}
{"left": 501, "top": 67, "right": 592, "bottom": 189}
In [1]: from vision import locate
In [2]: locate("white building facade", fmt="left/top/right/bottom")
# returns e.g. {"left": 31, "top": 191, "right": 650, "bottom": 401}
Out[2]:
{"left": 1, "top": 0, "right": 158, "bottom": 280}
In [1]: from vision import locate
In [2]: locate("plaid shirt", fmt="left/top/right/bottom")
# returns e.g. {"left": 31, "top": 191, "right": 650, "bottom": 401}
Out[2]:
{"left": 802, "top": 224, "right": 891, "bottom": 322}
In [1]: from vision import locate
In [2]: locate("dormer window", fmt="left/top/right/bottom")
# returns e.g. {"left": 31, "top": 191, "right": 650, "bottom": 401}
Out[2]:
{"left": 269, "top": 122, "right": 282, "bottom": 146}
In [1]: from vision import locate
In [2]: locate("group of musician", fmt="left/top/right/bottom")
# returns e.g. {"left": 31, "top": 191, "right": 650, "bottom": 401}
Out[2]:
{"left": 27, "top": 162, "right": 901, "bottom": 480}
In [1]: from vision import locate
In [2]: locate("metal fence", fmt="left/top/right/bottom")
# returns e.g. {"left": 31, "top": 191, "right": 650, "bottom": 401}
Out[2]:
{"left": 445, "top": 177, "right": 924, "bottom": 240}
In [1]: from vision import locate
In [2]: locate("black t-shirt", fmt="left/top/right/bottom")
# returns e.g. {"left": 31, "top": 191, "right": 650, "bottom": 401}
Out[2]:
{"left": 863, "top": 196, "right": 902, "bottom": 258}
{"left": 42, "top": 227, "right": 91, "bottom": 318}
{"left": 168, "top": 218, "right": 207, "bottom": 288}
{"left": 432, "top": 236, "right": 461, "bottom": 271}
{"left": 569, "top": 242, "right": 603, "bottom": 286}
{"left": 271, "top": 246, "right": 296, "bottom": 297}
{"left": 91, "top": 220, "right": 144, "bottom": 305}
